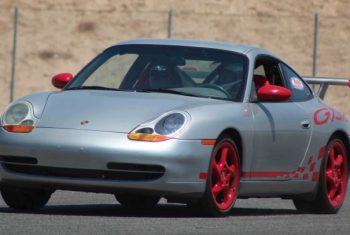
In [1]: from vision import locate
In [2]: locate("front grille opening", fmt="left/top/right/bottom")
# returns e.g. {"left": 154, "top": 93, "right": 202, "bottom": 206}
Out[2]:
{"left": 3, "top": 163, "right": 165, "bottom": 181}
{"left": 0, "top": 156, "right": 37, "bottom": 164}
{"left": 107, "top": 162, "right": 165, "bottom": 173}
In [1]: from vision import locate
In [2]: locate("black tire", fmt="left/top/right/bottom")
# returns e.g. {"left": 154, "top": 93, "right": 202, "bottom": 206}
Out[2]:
{"left": 293, "top": 199, "right": 319, "bottom": 213}
{"left": 115, "top": 194, "right": 160, "bottom": 209}
{"left": 199, "top": 136, "right": 240, "bottom": 217}
{"left": 1, "top": 186, "right": 53, "bottom": 210}
{"left": 293, "top": 137, "right": 348, "bottom": 214}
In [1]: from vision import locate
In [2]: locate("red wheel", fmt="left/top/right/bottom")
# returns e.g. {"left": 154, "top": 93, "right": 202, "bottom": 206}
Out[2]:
{"left": 324, "top": 140, "right": 348, "bottom": 209}
{"left": 200, "top": 137, "right": 240, "bottom": 216}
{"left": 293, "top": 137, "right": 348, "bottom": 214}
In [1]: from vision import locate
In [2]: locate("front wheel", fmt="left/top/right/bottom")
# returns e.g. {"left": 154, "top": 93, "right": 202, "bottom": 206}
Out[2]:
{"left": 200, "top": 137, "right": 240, "bottom": 216}
{"left": 1, "top": 186, "right": 53, "bottom": 210}
{"left": 293, "top": 137, "right": 348, "bottom": 213}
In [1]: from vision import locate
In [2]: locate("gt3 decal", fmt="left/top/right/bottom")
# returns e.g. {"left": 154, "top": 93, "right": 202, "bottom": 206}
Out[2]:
{"left": 314, "top": 107, "right": 347, "bottom": 125}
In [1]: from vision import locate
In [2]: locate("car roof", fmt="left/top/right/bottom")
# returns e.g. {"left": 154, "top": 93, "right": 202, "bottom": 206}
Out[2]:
{"left": 116, "top": 38, "right": 274, "bottom": 56}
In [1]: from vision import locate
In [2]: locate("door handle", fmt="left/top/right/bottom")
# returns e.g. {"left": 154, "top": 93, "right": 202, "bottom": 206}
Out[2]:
{"left": 300, "top": 120, "right": 311, "bottom": 129}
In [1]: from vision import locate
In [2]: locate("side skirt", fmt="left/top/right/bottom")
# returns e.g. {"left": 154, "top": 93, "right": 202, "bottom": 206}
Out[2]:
{"left": 238, "top": 179, "right": 317, "bottom": 198}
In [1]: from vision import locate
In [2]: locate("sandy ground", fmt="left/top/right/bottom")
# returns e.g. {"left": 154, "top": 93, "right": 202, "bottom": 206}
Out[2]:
{"left": 1, "top": 0, "right": 350, "bottom": 115}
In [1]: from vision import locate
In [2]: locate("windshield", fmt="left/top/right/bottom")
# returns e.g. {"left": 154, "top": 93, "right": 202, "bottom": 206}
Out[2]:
{"left": 67, "top": 45, "right": 248, "bottom": 101}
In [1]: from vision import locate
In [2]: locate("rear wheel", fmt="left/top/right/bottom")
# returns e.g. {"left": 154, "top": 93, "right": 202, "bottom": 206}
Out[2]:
{"left": 1, "top": 186, "right": 53, "bottom": 210}
{"left": 115, "top": 194, "right": 160, "bottom": 209}
{"left": 293, "top": 137, "right": 348, "bottom": 213}
{"left": 200, "top": 137, "right": 240, "bottom": 216}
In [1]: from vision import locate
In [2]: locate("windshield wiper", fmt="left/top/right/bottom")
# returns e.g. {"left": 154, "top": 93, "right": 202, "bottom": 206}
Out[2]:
{"left": 65, "top": 86, "right": 121, "bottom": 91}
{"left": 134, "top": 88, "right": 198, "bottom": 97}
{"left": 66, "top": 87, "right": 201, "bottom": 98}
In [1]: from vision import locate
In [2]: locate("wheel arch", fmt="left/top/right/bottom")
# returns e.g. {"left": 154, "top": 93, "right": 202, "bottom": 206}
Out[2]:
{"left": 329, "top": 130, "right": 350, "bottom": 177}
{"left": 218, "top": 128, "right": 243, "bottom": 165}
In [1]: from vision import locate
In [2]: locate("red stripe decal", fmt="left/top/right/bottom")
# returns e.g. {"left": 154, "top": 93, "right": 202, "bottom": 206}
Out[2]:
{"left": 312, "top": 172, "right": 319, "bottom": 181}
{"left": 242, "top": 150, "right": 324, "bottom": 181}
{"left": 199, "top": 172, "right": 208, "bottom": 180}
{"left": 318, "top": 146, "right": 325, "bottom": 160}
{"left": 241, "top": 171, "right": 290, "bottom": 178}
{"left": 307, "top": 155, "right": 314, "bottom": 165}
{"left": 309, "top": 162, "right": 316, "bottom": 172}
{"left": 303, "top": 173, "right": 309, "bottom": 180}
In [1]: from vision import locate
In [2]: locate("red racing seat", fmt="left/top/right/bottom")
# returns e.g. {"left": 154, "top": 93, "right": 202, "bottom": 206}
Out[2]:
{"left": 253, "top": 75, "right": 270, "bottom": 90}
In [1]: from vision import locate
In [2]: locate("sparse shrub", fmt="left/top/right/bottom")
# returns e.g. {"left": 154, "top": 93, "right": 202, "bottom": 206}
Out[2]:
{"left": 77, "top": 21, "right": 96, "bottom": 33}
{"left": 38, "top": 50, "right": 73, "bottom": 60}
{"left": 38, "top": 50, "right": 55, "bottom": 60}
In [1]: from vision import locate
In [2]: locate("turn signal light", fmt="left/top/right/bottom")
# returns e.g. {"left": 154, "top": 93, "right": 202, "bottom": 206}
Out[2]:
{"left": 128, "top": 133, "right": 170, "bottom": 142}
{"left": 2, "top": 125, "right": 34, "bottom": 133}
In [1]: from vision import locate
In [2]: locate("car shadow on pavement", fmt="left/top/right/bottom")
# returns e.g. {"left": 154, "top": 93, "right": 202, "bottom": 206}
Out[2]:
{"left": 0, "top": 204, "right": 298, "bottom": 218}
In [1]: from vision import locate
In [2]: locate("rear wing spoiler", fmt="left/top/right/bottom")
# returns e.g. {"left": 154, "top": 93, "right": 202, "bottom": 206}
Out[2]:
{"left": 303, "top": 76, "right": 350, "bottom": 99}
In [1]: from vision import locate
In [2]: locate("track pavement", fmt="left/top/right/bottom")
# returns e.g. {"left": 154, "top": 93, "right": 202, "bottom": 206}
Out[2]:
{"left": 0, "top": 188, "right": 349, "bottom": 234}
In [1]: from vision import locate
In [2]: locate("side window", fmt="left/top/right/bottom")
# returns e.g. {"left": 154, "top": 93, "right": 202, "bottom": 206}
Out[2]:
{"left": 251, "top": 57, "right": 286, "bottom": 101}
{"left": 253, "top": 59, "right": 285, "bottom": 87}
{"left": 281, "top": 64, "right": 313, "bottom": 101}
{"left": 254, "top": 64, "right": 265, "bottom": 76}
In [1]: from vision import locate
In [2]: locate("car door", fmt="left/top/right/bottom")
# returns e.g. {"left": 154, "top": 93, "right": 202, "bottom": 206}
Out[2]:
{"left": 248, "top": 57, "right": 313, "bottom": 179}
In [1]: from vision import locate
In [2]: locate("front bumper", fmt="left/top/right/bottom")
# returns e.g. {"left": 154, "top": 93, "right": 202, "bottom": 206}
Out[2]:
{"left": 0, "top": 127, "right": 213, "bottom": 197}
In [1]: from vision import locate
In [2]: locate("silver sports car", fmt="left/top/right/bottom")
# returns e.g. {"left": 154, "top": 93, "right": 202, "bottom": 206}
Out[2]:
{"left": 0, "top": 39, "right": 349, "bottom": 216}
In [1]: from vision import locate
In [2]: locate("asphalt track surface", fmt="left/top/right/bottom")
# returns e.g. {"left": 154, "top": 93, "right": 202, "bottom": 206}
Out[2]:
{"left": 0, "top": 187, "right": 349, "bottom": 235}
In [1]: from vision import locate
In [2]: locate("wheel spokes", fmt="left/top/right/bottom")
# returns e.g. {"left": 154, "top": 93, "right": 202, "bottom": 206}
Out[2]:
{"left": 212, "top": 161, "right": 222, "bottom": 177}
{"left": 329, "top": 148, "right": 336, "bottom": 168}
{"left": 334, "top": 154, "right": 344, "bottom": 168}
{"left": 328, "top": 185, "right": 338, "bottom": 200}
{"left": 228, "top": 164, "right": 236, "bottom": 175}
{"left": 212, "top": 182, "right": 224, "bottom": 197}
{"left": 219, "top": 147, "right": 229, "bottom": 166}
{"left": 326, "top": 169, "right": 336, "bottom": 185}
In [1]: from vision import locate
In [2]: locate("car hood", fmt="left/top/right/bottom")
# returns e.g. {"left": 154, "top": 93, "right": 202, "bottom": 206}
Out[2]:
{"left": 37, "top": 90, "right": 224, "bottom": 132}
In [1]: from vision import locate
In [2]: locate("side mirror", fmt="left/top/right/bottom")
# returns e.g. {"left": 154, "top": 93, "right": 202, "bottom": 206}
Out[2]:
{"left": 52, "top": 73, "right": 73, "bottom": 89}
{"left": 257, "top": 84, "right": 291, "bottom": 101}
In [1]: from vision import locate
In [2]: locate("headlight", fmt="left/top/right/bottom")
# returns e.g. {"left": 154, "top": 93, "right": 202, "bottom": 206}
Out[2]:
{"left": 128, "top": 111, "right": 190, "bottom": 142}
{"left": 155, "top": 113, "right": 186, "bottom": 135}
{"left": 1, "top": 101, "right": 36, "bottom": 133}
